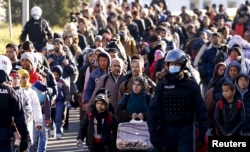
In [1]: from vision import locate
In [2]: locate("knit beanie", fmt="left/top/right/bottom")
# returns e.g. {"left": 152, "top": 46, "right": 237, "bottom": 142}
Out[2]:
{"left": 95, "top": 93, "right": 109, "bottom": 106}
{"left": 95, "top": 88, "right": 111, "bottom": 98}
{"left": 53, "top": 38, "right": 64, "bottom": 45}
{"left": 21, "top": 52, "right": 35, "bottom": 66}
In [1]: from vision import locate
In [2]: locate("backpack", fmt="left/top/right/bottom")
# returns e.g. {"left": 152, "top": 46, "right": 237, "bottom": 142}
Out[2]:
{"left": 103, "top": 74, "right": 109, "bottom": 88}
{"left": 217, "top": 100, "right": 243, "bottom": 111}
{"left": 215, "top": 100, "right": 243, "bottom": 136}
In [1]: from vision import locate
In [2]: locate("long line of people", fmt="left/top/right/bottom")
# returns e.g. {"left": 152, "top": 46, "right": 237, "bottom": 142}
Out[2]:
{"left": 3, "top": 0, "right": 250, "bottom": 152}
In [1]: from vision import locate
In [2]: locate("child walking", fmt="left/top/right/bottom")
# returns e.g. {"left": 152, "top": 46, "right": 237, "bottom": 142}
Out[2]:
{"left": 214, "top": 82, "right": 245, "bottom": 136}
{"left": 234, "top": 73, "right": 250, "bottom": 136}
{"left": 52, "top": 65, "right": 71, "bottom": 139}
{"left": 76, "top": 93, "right": 117, "bottom": 152}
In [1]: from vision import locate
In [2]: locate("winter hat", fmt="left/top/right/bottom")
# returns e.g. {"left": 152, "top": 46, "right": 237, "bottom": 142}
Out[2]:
{"left": 134, "top": 76, "right": 148, "bottom": 92}
{"left": 21, "top": 52, "right": 35, "bottom": 66}
{"left": 95, "top": 35, "right": 103, "bottom": 41}
{"left": 107, "top": 47, "right": 118, "bottom": 53}
{"left": 34, "top": 52, "right": 43, "bottom": 65}
{"left": 53, "top": 38, "right": 64, "bottom": 45}
{"left": 95, "top": 88, "right": 111, "bottom": 98}
{"left": 33, "top": 81, "right": 47, "bottom": 92}
{"left": 95, "top": 93, "right": 109, "bottom": 105}
{"left": 52, "top": 65, "right": 63, "bottom": 77}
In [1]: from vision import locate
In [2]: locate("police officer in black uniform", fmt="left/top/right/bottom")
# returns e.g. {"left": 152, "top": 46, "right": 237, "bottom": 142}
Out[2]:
{"left": 147, "top": 49, "right": 208, "bottom": 152}
{"left": 0, "top": 56, "right": 29, "bottom": 152}
{"left": 20, "top": 6, "right": 52, "bottom": 52}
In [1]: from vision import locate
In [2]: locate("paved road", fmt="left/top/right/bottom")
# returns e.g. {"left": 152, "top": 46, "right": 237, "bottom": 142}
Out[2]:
{"left": 46, "top": 108, "right": 89, "bottom": 152}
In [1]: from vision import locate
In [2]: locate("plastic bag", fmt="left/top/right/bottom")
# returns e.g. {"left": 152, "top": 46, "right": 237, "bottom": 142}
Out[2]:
{"left": 116, "top": 121, "right": 153, "bottom": 151}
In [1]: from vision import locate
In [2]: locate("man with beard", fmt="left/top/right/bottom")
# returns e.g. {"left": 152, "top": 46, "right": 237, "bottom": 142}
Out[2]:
{"left": 47, "top": 38, "right": 78, "bottom": 131}
{"left": 117, "top": 55, "right": 156, "bottom": 101}
{"left": 83, "top": 51, "right": 111, "bottom": 105}
{"left": 47, "top": 38, "right": 78, "bottom": 81}
{"left": 88, "top": 58, "right": 125, "bottom": 112}
{"left": 199, "top": 32, "right": 227, "bottom": 97}
{"left": 5, "top": 43, "right": 22, "bottom": 71}
{"left": 20, "top": 52, "right": 44, "bottom": 84}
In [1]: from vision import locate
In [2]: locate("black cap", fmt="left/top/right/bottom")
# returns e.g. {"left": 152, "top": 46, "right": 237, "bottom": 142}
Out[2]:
{"left": 53, "top": 38, "right": 64, "bottom": 45}
{"left": 107, "top": 47, "right": 118, "bottom": 53}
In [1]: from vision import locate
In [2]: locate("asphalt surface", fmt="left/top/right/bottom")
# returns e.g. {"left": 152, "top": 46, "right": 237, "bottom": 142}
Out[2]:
{"left": 46, "top": 107, "right": 89, "bottom": 152}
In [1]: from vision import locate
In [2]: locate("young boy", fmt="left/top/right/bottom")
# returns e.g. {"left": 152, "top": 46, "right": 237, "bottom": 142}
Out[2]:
{"left": 214, "top": 82, "right": 245, "bottom": 136}
{"left": 52, "top": 65, "right": 71, "bottom": 139}
{"left": 76, "top": 93, "right": 117, "bottom": 152}
{"left": 235, "top": 73, "right": 250, "bottom": 136}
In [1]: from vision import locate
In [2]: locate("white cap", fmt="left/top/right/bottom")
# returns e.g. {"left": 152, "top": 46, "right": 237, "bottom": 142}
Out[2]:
{"left": 0, "top": 55, "right": 12, "bottom": 75}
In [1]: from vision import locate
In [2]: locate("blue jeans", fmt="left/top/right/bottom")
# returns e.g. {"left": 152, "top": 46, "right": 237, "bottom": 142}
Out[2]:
{"left": 55, "top": 101, "right": 64, "bottom": 134}
{"left": 29, "top": 117, "right": 48, "bottom": 152}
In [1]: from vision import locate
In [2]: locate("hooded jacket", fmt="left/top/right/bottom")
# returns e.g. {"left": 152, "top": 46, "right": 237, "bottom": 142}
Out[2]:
{"left": 224, "top": 61, "right": 241, "bottom": 83}
{"left": 234, "top": 73, "right": 250, "bottom": 132}
{"left": 52, "top": 65, "right": 71, "bottom": 102}
{"left": 84, "top": 51, "right": 111, "bottom": 103}
{"left": 213, "top": 61, "right": 241, "bottom": 102}
{"left": 208, "top": 62, "right": 226, "bottom": 90}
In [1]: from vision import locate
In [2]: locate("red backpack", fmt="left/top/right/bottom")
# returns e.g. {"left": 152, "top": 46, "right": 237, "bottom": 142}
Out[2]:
{"left": 215, "top": 100, "right": 243, "bottom": 136}
{"left": 217, "top": 100, "right": 243, "bottom": 111}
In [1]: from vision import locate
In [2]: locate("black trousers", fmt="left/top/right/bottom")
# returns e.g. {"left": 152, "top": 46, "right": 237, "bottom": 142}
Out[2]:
{"left": 0, "top": 127, "right": 11, "bottom": 152}
{"left": 158, "top": 123, "right": 194, "bottom": 152}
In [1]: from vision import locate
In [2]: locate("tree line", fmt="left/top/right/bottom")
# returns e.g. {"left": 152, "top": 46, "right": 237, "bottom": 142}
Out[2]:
{"left": 5, "top": 0, "right": 83, "bottom": 26}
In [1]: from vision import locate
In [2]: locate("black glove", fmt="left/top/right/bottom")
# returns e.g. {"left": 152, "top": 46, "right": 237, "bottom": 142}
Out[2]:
{"left": 150, "top": 134, "right": 161, "bottom": 147}
{"left": 196, "top": 134, "right": 205, "bottom": 148}
{"left": 19, "top": 139, "right": 28, "bottom": 152}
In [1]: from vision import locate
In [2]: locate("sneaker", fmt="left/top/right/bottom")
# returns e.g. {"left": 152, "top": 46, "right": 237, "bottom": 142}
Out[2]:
{"left": 48, "top": 129, "right": 55, "bottom": 138}
{"left": 56, "top": 134, "right": 62, "bottom": 140}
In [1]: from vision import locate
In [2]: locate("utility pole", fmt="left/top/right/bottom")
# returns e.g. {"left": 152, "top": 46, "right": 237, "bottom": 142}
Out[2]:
{"left": 8, "top": 0, "right": 12, "bottom": 40}
{"left": 22, "top": 0, "right": 29, "bottom": 27}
